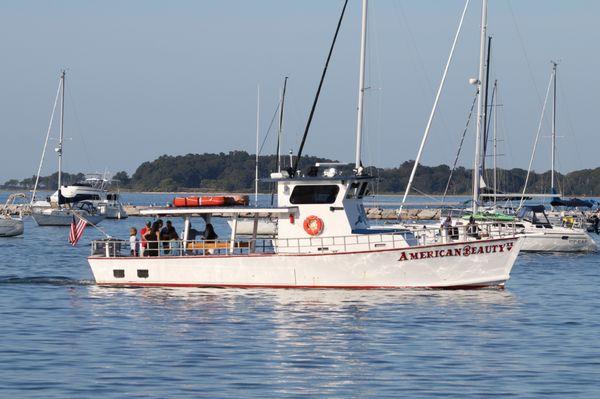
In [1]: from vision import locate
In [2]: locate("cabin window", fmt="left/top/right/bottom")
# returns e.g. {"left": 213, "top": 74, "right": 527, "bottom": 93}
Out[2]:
{"left": 290, "top": 185, "right": 339, "bottom": 204}
{"left": 346, "top": 182, "right": 370, "bottom": 199}
{"left": 358, "top": 183, "right": 369, "bottom": 198}
{"left": 113, "top": 269, "right": 125, "bottom": 278}
{"left": 137, "top": 269, "right": 149, "bottom": 278}
{"left": 346, "top": 182, "right": 360, "bottom": 199}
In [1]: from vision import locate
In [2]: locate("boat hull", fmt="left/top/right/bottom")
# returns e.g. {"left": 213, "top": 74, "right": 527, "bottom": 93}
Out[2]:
{"left": 0, "top": 218, "right": 24, "bottom": 237}
{"left": 32, "top": 211, "right": 105, "bottom": 226}
{"left": 519, "top": 232, "right": 597, "bottom": 252}
{"left": 88, "top": 237, "right": 522, "bottom": 289}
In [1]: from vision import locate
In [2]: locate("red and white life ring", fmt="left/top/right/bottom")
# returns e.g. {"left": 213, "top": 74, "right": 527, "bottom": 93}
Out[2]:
{"left": 303, "top": 215, "right": 324, "bottom": 236}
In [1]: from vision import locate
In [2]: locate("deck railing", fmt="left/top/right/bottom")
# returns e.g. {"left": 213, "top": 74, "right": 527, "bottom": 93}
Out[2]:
{"left": 90, "top": 222, "right": 517, "bottom": 258}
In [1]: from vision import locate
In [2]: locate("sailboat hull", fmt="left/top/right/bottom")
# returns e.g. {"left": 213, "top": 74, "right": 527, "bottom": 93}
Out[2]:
{"left": 89, "top": 237, "right": 522, "bottom": 289}
{"left": 520, "top": 232, "right": 597, "bottom": 252}
{"left": 32, "top": 210, "right": 105, "bottom": 226}
{"left": 0, "top": 218, "right": 24, "bottom": 237}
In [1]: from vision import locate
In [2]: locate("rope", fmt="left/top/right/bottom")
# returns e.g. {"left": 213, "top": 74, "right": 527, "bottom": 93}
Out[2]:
{"left": 442, "top": 89, "right": 478, "bottom": 203}
{"left": 519, "top": 72, "right": 554, "bottom": 208}
{"left": 31, "top": 78, "right": 62, "bottom": 203}
{"left": 74, "top": 211, "right": 111, "bottom": 239}
{"left": 258, "top": 102, "right": 281, "bottom": 155}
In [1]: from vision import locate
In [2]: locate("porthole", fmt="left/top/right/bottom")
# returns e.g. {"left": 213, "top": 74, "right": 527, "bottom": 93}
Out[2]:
{"left": 137, "top": 269, "right": 149, "bottom": 278}
{"left": 113, "top": 269, "right": 125, "bottom": 278}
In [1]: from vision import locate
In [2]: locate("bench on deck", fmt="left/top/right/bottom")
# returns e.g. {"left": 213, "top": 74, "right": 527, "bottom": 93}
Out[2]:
{"left": 186, "top": 241, "right": 250, "bottom": 251}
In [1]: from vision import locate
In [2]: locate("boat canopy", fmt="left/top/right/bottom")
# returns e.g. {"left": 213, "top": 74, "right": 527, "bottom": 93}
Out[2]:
{"left": 550, "top": 197, "right": 594, "bottom": 208}
{"left": 517, "top": 205, "right": 546, "bottom": 218}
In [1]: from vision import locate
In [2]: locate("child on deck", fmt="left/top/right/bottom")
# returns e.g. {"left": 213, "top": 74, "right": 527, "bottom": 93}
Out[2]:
{"left": 129, "top": 227, "right": 138, "bottom": 256}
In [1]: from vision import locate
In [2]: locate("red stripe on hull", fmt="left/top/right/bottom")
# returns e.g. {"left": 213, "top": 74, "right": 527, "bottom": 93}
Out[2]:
{"left": 95, "top": 282, "right": 505, "bottom": 290}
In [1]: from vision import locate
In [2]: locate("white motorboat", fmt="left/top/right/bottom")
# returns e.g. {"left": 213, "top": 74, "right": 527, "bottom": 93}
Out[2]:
{"left": 0, "top": 193, "right": 25, "bottom": 237}
{"left": 49, "top": 177, "right": 128, "bottom": 219}
{"left": 87, "top": 0, "right": 523, "bottom": 289}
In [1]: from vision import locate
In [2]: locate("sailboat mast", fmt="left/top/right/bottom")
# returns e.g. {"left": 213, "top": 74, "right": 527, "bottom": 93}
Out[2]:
{"left": 551, "top": 61, "right": 557, "bottom": 192}
{"left": 276, "top": 77, "right": 288, "bottom": 173}
{"left": 493, "top": 79, "right": 498, "bottom": 206}
{"left": 58, "top": 70, "right": 65, "bottom": 192}
{"left": 472, "top": 0, "right": 487, "bottom": 213}
{"left": 354, "top": 0, "right": 368, "bottom": 173}
{"left": 481, "top": 36, "right": 492, "bottom": 173}
{"left": 255, "top": 84, "right": 260, "bottom": 206}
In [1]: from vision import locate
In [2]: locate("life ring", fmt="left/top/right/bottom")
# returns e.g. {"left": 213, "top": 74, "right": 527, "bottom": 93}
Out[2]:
{"left": 303, "top": 215, "right": 324, "bottom": 236}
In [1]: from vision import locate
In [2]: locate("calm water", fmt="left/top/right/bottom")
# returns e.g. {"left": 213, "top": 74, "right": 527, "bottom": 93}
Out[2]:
{"left": 1, "top": 193, "right": 600, "bottom": 397}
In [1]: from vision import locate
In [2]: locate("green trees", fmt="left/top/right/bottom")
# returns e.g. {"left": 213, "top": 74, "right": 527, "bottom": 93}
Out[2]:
{"left": 2, "top": 152, "right": 599, "bottom": 195}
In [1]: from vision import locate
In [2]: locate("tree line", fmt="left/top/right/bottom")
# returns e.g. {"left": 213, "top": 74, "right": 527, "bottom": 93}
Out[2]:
{"left": 3, "top": 151, "right": 599, "bottom": 196}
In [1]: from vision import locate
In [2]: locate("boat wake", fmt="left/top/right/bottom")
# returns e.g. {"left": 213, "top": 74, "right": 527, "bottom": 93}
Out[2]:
{"left": 0, "top": 275, "right": 94, "bottom": 286}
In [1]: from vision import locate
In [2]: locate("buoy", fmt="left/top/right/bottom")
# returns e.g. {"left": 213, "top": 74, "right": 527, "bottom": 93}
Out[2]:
{"left": 303, "top": 215, "right": 324, "bottom": 236}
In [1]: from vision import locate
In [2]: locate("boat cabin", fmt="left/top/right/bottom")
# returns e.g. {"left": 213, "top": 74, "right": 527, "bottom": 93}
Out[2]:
{"left": 517, "top": 205, "right": 552, "bottom": 228}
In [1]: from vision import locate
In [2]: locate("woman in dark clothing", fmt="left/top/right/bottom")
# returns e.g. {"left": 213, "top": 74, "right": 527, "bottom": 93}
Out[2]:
{"left": 203, "top": 223, "right": 218, "bottom": 241}
{"left": 201, "top": 223, "right": 219, "bottom": 255}
{"left": 145, "top": 220, "right": 163, "bottom": 256}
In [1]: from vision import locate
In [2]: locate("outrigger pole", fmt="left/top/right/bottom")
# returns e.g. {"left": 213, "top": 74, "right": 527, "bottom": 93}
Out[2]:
{"left": 399, "top": 0, "right": 470, "bottom": 214}
{"left": 293, "top": 0, "right": 348, "bottom": 176}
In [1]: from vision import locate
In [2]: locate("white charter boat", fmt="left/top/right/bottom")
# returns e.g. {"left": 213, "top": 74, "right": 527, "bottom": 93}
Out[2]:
{"left": 87, "top": 0, "right": 523, "bottom": 289}
{"left": 30, "top": 71, "right": 106, "bottom": 227}
{"left": 48, "top": 176, "right": 128, "bottom": 219}
{"left": 0, "top": 193, "right": 25, "bottom": 237}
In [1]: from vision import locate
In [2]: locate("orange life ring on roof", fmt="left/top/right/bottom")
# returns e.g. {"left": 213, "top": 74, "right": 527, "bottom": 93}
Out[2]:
{"left": 303, "top": 215, "right": 324, "bottom": 236}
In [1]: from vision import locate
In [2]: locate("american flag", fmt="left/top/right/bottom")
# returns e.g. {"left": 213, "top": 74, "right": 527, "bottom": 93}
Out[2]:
{"left": 69, "top": 214, "right": 87, "bottom": 246}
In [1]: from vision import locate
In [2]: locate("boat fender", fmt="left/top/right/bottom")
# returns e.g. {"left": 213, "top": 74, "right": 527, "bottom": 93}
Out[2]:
{"left": 303, "top": 215, "right": 324, "bottom": 236}
{"left": 289, "top": 214, "right": 295, "bottom": 224}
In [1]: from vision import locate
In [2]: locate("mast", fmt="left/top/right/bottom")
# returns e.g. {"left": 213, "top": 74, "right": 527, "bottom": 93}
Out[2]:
{"left": 276, "top": 77, "right": 288, "bottom": 173}
{"left": 481, "top": 36, "right": 492, "bottom": 174}
{"left": 472, "top": 0, "right": 487, "bottom": 213}
{"left": 354, "top": 0, "right": 368, "bottom": 173}
{"left": 493, "top": 79, "right": 498, "bottom": 206}
{"left": 255, "top": 84, "right": 260, "bottom": 206}
{"left": 551, "top": 61, "right": 557, "bottom": 193}
{"left": 58, "top": 70, "right": 66, "bottom": 193}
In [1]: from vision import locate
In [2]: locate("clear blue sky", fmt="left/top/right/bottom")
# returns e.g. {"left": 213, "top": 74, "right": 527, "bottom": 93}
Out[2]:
{"left": 1, "top": 0, "right": 599, "bottom": 181}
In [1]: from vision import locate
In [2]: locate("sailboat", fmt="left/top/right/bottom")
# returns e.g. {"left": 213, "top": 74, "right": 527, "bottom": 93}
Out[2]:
{"left": 478, "top": 63, "right": 596, "bottom": 252}
{"left": 0, "top": 193, "right": 26, "bottom": 237}
{"left": 30, "top": 71, "right": 106, "bottom": 227}
{"left": 86, "top": 0, "right": 522, "bottom": 289}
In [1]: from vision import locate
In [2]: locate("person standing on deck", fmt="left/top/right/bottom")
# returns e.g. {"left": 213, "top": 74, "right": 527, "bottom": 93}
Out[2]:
{"left": 145, "top": 220, "right": 162, "bottom": 257}
{"left": 129, "top": 227, "right": 138, "bottom": 256}
{"left": 161, "top": 220, "right": 179, "bottom": 254}
{"left": 140, "top": 221, "right": 151, "bottom": 256}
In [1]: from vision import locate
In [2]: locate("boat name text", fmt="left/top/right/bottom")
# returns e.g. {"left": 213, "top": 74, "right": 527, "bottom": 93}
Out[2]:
{"left": 398, "top": 242, "right": 514, "bottom": 262}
